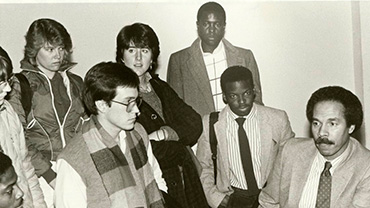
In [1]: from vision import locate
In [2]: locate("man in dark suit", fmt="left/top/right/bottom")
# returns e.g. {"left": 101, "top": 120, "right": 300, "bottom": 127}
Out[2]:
{"left": 196, "top": 66, "right": 294, "bottom": 208}
{"left": 167, "top": 2, "right": 263, "bottom": 118}
{"left": 259, "top": 86, "right": 370, "bottom": 207}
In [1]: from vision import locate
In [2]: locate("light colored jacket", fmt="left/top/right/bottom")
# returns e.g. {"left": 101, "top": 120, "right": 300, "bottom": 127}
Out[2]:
{"left": 167, "top": 38, "right": 263, "bottom": 117}
{"left": 196, "top": 104, "right": 294, "bottom": 208}
{"left": 0, "top": 101, "right": 46, "bottom": 208}
{"left": 259, "top": 137, "right": 370, "bottom": 208}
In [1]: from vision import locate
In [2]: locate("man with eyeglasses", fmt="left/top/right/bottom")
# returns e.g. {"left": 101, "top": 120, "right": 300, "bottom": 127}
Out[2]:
{"left": 168, "top": 1, "right": 263, "bottom": 120}
{"left": 55, "top": 62, "right": 167, "bottom": 208}
{"left": 196, "top": 66, "right": 294, "bottom": 208}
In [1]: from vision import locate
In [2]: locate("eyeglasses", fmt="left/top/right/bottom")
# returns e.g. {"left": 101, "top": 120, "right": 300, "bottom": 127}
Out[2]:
{"left": 111, "top": 97, "right": 142, "bottom": 113}
{"left": 0, "top": 74, "right": 14, "bottom": 87}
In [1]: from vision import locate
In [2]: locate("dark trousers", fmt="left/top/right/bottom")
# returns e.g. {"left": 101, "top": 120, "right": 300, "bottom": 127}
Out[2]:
{"left": 227, "top": 186, "right": 260, "bottom": 208}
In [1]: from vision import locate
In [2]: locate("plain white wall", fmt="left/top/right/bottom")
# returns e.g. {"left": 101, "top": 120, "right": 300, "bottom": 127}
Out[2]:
{"left": 0, "top": 1, "right": 367, "bottom": 144}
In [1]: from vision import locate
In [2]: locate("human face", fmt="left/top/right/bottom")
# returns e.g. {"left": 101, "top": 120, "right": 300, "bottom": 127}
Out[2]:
{"left": 223, "top": 80, "right": 255, "bottom": 116}
{"left": 36, "top": 42, "right": 65, "bottom": 73}
{"left": 102, "top": 86, "right": 140, "bottom": 135}
{"left": 122, "top": 43, "right": 153, "bottom": 78}
{"left": 311, "top": 101, "right": 354, "bottom": 160}
{"left": 0, "top": 77, "right": 12, "bottom": 107}
{"left": 197, "top": 11, "right": 225, "bottom": 53}
{"left": 0, "top": 167, "right": 24, "bottom": 208}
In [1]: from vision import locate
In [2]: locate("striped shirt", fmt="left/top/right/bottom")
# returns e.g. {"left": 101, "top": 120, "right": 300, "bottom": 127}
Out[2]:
{"left": 226, "top": 105, "right": 262, "bottom": 190}
{"left": 299, "top": 141, "right": 351, "bottom": 208}
{"left": 201, "top": 41, "right": 227, "bottom": 112}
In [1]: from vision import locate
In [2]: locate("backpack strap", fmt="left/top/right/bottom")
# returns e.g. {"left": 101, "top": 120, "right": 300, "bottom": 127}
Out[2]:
{"left": 209, "top": 111, "right": 219, "bottom": 185}
{"left": 14, "top": 73, "right": 33, "bottom": 117}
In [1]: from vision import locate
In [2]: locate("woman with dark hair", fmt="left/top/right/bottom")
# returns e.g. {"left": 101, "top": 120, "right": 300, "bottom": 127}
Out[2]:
{"left": 7, "top": 18, "right": 85, "bottom": 207}
{"left": 116, "top": 22, "right": 208, "bottom": 208}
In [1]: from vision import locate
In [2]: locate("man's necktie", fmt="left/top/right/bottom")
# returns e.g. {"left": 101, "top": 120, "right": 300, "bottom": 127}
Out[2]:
{"left": 315, "top": 161, "right": 332, "bottom": 208}
{"left": 235, "top": 117, "right": 259, "bottom": 195}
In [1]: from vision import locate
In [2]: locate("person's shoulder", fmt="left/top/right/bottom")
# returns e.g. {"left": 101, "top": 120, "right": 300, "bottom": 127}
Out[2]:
{"left": 67, "top": 71, "right": 83, "bottom": 83}
{"left": 170, "top": 39, "right": 199, "bottom": 57}
{"left": 59, "top": 132, "right": 85, "bottom": 158}
{"left": 256, "top": 104, "right": 287, "bottom": 117}
{"left": 284, "top": 137, "right": 313, "bottom": 153}
{"left": 350, "top": 138, "right": 370, "bottom": 161}
{"left": 223, "top": 39, "right": 253, "bottom": 53}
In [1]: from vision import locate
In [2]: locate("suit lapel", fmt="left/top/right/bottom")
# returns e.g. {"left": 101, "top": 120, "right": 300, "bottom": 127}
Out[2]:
{"left": 223, "top": 39, "right": 244, "bottom": 66}
{"left": 331, "top": 140, "right": 355, "bottom": 205}
{"left": 214, "top": 109, "right": 230, "bottom": 179}
{"left": 186, "top": 39, "right": 214, "bottom": 111}
{"left": 257, "top": 105, "right": 274, "bottom": 183}
{"left": 289, "top": 143, "right": 317, "bottom": 205}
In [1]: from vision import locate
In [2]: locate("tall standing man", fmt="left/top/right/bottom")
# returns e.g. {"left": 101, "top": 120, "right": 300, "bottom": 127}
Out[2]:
{"left": 167, "top": 1, "right": 263, "bottom": 118}
{"left": 196, "top": 66, "right": 294, "bottom": 208}
{"left": 259, "top": 86, "right": 370, "bottom": 207}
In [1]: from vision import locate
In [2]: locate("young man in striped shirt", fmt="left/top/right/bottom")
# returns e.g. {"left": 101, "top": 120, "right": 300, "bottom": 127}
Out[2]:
{"left": 196, "top": 66, "right": 294, "bottom": 208}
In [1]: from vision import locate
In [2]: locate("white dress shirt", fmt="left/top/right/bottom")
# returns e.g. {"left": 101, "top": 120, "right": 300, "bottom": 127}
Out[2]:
{"left": 299, "top": 141, "right": 351, "bottom": 208}
{"left": 55, "top": 130, "right": 167, "bottom": 208}
{"left": 201, "top": 41, "right": 227, "bottom": 112}
{"left": 226, "top": 105, "right": 262, "bottom": 190}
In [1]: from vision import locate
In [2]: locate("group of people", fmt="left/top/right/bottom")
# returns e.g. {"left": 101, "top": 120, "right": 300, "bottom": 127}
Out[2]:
{"left": 0, "top": 1, "right": 369, "bottom": 208}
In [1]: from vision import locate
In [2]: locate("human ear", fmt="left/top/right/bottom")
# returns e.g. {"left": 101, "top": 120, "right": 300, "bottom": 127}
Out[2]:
{"left": 222, "top": 93, "right": 227, "bottom": 104}
{"left": 95, "top": 100, "right": 108, "bottom": 113}
{"left": 348, "top": 125, "right": 355, "bottom": 134}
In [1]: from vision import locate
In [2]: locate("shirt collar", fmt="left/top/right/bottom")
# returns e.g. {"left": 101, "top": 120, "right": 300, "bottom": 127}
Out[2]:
{"left": 317, "top": 138, "right": 352, "bottom": 172}
{"left": 200, "top": 40, "right": 224, "bottom": 56}
{"left": 139, "top": 72, "right": 152, "bottom": 93}
{"left": 226, "top": 104, "right": 257, "bottom": 121}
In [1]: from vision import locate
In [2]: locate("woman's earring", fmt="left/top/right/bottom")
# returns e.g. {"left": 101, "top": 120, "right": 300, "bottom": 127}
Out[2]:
{"left": 120, "top": 58, "right": 125, "bottom": 63}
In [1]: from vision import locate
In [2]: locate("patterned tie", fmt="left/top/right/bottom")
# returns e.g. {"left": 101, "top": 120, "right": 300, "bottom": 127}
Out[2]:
{"left": 316, "top": 161, "right": 332, "bottom": 208}
{"left": 235, "top": 117, "right": 259, "bottom": 195}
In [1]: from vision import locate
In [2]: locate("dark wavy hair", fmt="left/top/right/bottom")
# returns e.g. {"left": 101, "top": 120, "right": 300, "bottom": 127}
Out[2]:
{"left": 83, "top": 62, "right": 139, "bottom": 116}
{"left": 306, "top": 86, "right": 363, "bottom": 133}
{"left": 0, "top": 46, "right": 13, "bottom": 82}
{"left": 116, "top": 22, "right": 160, "bottom": 71}
{"left": 197, "top": 1, "right": 226, "bottom": 23}
{"left": 0, "top": 152, "right": 13, "bottom": 181}
{"left": 23, "top": 18, "right": 73, "bottom": 67}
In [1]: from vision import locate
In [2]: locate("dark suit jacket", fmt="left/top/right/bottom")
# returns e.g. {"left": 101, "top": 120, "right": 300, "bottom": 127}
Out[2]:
{"left": 196, "top": 104, "right": 294, "bottom": 208}
{"left": 259, "top": 137, "right": 370, "bottom": 208}
{"left": 167, "top": 38, "right": 263, "bottom": 117}
{"left": 136, "top": 75, "right": 208, "bottom": 208}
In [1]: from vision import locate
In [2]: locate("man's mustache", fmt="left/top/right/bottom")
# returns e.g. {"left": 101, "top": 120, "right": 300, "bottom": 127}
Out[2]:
{"left": 315, "top": 137, "right": 335, "bottom": 145}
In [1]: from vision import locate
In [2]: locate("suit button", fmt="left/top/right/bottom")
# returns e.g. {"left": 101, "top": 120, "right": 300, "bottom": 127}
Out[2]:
{"left": 151, "top": 114, "right": 157, "bottom": 120}
{"left": 171, "top": 182, "right": 177, "bottom": 186}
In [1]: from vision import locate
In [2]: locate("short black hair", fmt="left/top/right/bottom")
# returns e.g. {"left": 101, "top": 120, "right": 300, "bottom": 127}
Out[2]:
{"left": 83, "top": 62, "right": 139, "bottom": 115}
{"left": 0, "top": 152, "right": 13, "bottom": 183}
{"left": 306, "top": 86, "right": 363, "bottom": 133}
{"left": 116, "top": 23, "right": 160, "bottom": 71}
{"left": 220, "top": 65, "right": 254, "bottom": 92}
{"left": 0, "top": 46, "right": 13, "bottom": 82}
{"left": 197, "top": 1, "right": 226, "bottom": 23}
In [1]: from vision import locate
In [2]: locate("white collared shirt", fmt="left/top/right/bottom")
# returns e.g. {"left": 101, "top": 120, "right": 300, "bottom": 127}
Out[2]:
{"left": 299, "top": 140, "right": 351, "bottom": 208}
{"left": 201, "top": 41, "right": 227, "bottom": 112}
{"left": 226, "top": 105, "right": 262, "bottom": 190}
{"left": 55, "top": 131, "right": 167, "bottom": 208}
